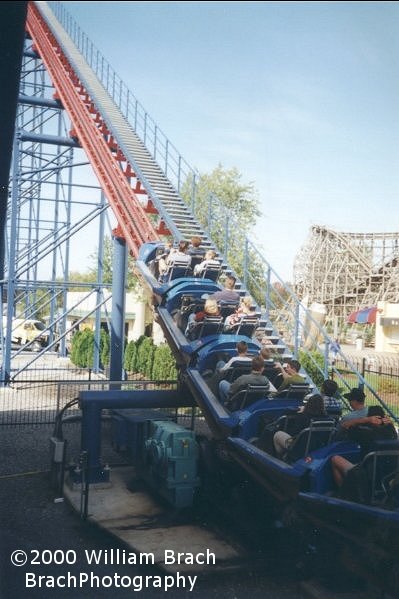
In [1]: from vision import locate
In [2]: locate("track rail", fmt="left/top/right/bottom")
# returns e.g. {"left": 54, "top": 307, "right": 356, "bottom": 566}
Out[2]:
{"left": 26, "top": 2, "right": 160, "bottom": 257}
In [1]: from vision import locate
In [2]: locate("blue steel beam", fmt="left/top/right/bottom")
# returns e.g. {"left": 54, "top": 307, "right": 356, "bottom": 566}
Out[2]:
{"left": 93, "top": 192, "right": 106, "bottom": 372}
{"left": 10, "top": 292, "right": 112, "bottom": 380}
{"left": 1, "top": 16, "right": 123, "bottom": 384}
{"left": 109, "top": 232, "right": 127, "bottom": 382}
{"left": 23, "top": 49, "right": 39, "bottom": 59}
{"left": 2, "top": 136, "right": 20, "bottom": 384}
{"left": 79, "top": 390, "right": 195, "bottom": 482}
{"left": 19, "top": 130, "right": 79, "bottom": 146}
{"left": 0, "top": 1, "right": 27, "bottom": 283}
{"left": 18, "top": 94, "right": 60, "bottom": 108}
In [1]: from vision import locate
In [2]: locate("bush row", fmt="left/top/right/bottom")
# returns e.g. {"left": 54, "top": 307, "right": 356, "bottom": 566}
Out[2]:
{"left": 70, "top": 329, "right": 110, "bottom": 369}
{"left": 70, "top": 330, "right": 177, "bottom": 380}
{"left": 124, "top": 336, "right": 177, "bottom": 380}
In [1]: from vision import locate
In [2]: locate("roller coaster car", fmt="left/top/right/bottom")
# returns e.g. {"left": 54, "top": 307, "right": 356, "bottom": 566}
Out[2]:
{"left": 262, "top": 364, "right": 281, "bottom": 387}
{"left": 136, "top": 243, "right": 220, "bottom": 302}
{"left": 188, "top": 251, "right": 206, "bottom": 270}
{"left": 187, "top": 316, "right": 224, "bottom": 340}
{"left": 173, "top": 296, "right": 206, "bottom": 332}
{"left": 162, "top": 259, "right": 192, "bottom": 282}
{"left": 222, "top": 361, "right": 253, "bottom": 382}
{"left": 195, "top": 337, "right": 261, "bottom": 374}
{"left": 163, "top": 280, "right": 220, "bottom": 311}
{"left": 139, "top": 243, "right": 319, "bottom": 460}
{"left": 282, "top": 420, "right": 336, "bottom": 463}
{"left": 294, "top": 442, "right": 399, "bottom": 589}
{"left": 274, "top": 383, "right": 312, "bottom": 400}
{"left": 194, "top": 263, "right": 222, "bottom": 281}
{"left": 226, "top": 384, "right": 271, "bottom": 411}
{"left": 136, "top": 241, "right": 399, "bottom": 589}
{"left": 225, "top": 315, "right": 260, "bottom": 337}
{"left": 233, "top": 398, "right": 305, "bottom": 441}
{"left": 339, "top": 440, "right": 399, "bottom": 505}
{"left": 219, "top": 301, "right": 240, "bottom": 319}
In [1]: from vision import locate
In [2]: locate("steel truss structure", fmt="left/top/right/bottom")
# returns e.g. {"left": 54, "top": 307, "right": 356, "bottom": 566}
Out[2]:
{"left": 1, "top": 1, "right": 384, "bottom": 404}
{"left": 294, "top": 225, "right": 399, "bottom": 329}
{"left": 1, "top": 36, "right": 112, "bottom": 382}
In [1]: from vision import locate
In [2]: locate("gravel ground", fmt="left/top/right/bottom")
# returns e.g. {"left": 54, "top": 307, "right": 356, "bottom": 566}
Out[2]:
{"left": 0, "top": 418, "right": 304, "bottom": 599}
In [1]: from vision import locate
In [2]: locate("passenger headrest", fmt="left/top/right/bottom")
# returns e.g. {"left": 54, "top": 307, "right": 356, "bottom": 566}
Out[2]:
{"left": 370, "top": 439, "right": 399, "bottom": 452}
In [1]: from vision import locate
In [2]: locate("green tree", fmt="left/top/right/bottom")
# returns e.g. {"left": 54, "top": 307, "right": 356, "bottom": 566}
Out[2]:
{"left": 87, "top": 236, "right": 138, "bottom": 290}
{"left": 85, "top": 330, "right": 95, "bottom": 367}
{"left": 298, "top": 349, "right": 325, "bottom": 388}
{"left": 129, "top": 335, "right": 145, "bottom": 373}
{"left": 64, "top": 236, "right": 139, "bottom": 290}
{"left": 70, "top": 327, "right": 110, "bottom": 370}
{"left": 64, "top": 271, "right": 98, "bottom": 290}
{"left": 180, "top": 165, "right": 267, "bottom": 303}
{"left": 181, "top": 164, "right": 260, "bottom": 231}
{"left": 124, "top": 340, "right": 135, "bottom": 372}
{"left": 100, "top": 329, "right": 110, "bottom": 367}
{"left": 70, "top": 329, "right": 94, "bottom": 368}
{"left": 15, "top": 288, "right": 59, "bottom": 321}
{"left": 124, "top": 339, "right": 177, "bottom": 380}
{"left": 136, "top": 337, "right": 155, "bottom": 378}
{"left": 152, "top": 344, "right": 177, "bottom": 380}
{"left": 70, "top": 330, "right": 83, "bottom": 366}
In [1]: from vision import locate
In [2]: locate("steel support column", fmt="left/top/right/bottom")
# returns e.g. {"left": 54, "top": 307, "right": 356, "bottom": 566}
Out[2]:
{"left": 109, "top": 233, "right": 127, "bottom": 382}
{"left": 93, "top": 192, "right": 106, "bottom": 372}
{"left": 2, "top": 136, "right": 20, "bottom": 384}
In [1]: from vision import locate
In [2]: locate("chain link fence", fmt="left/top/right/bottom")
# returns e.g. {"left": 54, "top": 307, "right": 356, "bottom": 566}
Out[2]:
{"left": 333, "top": 354, "right": 399, "bottom": 419}
{"left": 0, "top": 364, "right": 188, "bottom": 426}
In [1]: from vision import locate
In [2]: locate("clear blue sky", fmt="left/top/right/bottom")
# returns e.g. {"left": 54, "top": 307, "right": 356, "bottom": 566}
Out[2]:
{"left": 66, "top": 1, "right": 399, "bottom": 281}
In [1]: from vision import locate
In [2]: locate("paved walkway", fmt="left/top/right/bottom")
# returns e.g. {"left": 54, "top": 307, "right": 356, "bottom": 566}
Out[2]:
{"left": 330, "top": 343, "right": 399, "bottom": 368}
{"left": 0, "top": 422, "right": 304, "bottom": 599}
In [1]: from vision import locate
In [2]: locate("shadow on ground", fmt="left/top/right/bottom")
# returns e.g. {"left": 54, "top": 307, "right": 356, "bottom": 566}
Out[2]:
{"left": 0, "top": 417, "right": 301, "bottom": 599}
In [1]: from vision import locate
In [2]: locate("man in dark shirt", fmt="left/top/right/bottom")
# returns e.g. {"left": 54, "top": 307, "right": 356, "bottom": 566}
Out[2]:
{"left": 208, "top": 275, "right": 240, "bottom": 304}
{"left": 219, "top": 355, "right": 270, "bottom": 407}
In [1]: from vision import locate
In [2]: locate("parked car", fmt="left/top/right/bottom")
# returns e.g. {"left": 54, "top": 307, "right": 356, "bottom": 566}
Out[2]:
{"left": 3, "top": 317, "right": 49, "bottom": 351}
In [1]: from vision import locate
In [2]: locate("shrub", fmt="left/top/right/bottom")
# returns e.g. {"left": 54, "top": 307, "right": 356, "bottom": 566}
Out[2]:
{"left": 70, "top": 328, "right": 94, "bottom": 368}
{"left": 70, "top": 330, "right": 83, "bottom": 366}
{"left": 123, "top": 338, "right": 177, "bottom": 380}
{"left": 71, "top": 331, "right": 179, "bottom": 379}
{"left": 298, "top": 349, "right": 325, "bottom": 388}
{"left": 130, "top": 335, "right": 146, "bottom": 373}
{"left": 152, "top": 344, "right": 178, "bottom": 380}
{"left": 377, "top": 377, "right": 399, "bottom": 395}
{"left": 136, "top": 337, "right": 155, "bottom": 378}
{"left": 100, "top": 329, "right": 110, "bottom": 367}
{"left": 124, "top": 340, "right": 135, "bottom": 372}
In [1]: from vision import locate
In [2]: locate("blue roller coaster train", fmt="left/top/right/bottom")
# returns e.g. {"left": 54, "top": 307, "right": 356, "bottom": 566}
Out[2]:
{"left": 132, "top": 241, "right": 399, "bottom": 592}
{"left": 6, "top": 3, "right": 399, "bottom": 594}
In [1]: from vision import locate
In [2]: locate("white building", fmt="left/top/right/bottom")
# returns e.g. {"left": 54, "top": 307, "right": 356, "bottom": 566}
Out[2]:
{"left": 65, "top": 290, "right": 153, "bottom": 342}
{"left": 375, "top": 302, "right": 399, "bottom": 353}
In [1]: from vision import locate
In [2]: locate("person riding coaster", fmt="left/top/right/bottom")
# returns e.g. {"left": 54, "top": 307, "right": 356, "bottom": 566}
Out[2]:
{"left": 136, "top": 241, "right": 399, "bottom": 590}
{"left": 139, "top": 242, "right": 359, "bottom": 484}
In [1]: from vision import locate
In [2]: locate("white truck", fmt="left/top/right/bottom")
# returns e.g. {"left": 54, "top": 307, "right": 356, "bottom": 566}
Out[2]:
{"left": 2, "top": 317, "right": 49, "bottom": 351}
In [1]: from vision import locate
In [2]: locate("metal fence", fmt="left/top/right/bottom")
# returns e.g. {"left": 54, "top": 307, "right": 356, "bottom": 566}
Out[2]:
{"left": 333, "top": 355, "right": 399, "bottom": 420}
{"left": 0, "top": 366, "right": 181, "bottom": 426}
{"left": 2, "top": 357, "right": 399, "bottom": 426}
